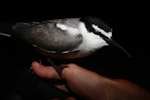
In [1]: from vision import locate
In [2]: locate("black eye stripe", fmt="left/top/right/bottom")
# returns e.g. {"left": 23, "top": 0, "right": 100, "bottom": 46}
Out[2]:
{"left": 93, "top": 30, "right": 109, "bottom": 41}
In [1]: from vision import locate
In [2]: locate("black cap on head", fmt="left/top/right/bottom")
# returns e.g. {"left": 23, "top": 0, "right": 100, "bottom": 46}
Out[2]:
{"left": 80, "top": 16, "right": 112, "bottom": 33}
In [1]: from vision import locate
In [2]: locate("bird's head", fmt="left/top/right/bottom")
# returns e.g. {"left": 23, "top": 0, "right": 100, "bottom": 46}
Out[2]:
{"left": 80, "top": 16, "right": 131, "bottom": 57}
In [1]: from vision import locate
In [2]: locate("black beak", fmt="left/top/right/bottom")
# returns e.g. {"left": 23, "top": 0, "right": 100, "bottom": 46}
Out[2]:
{"left": 104, "top": 37, "right": 131, "bottom": 57}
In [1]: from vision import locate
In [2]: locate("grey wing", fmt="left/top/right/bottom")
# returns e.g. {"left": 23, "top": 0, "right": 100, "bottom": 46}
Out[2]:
{"left": 12, "top": 18, "right": 83, "bottom": 52}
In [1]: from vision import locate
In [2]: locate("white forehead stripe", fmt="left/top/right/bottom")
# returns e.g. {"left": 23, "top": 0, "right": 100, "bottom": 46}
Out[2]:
{"left": 92, "top": 24, "right": 112, "bottom": 39}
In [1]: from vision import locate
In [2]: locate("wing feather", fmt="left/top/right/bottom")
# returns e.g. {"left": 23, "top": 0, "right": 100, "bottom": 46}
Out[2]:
{"left": 12, "top": 18, "right": 83, "bottom": 52}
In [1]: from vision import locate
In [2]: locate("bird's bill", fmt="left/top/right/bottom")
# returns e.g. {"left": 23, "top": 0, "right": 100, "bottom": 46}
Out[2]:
{"left": 105, "top": 38, "right": 131, "bottom": 57}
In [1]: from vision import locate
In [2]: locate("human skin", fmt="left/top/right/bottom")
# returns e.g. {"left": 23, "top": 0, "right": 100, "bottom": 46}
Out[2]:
{"left": 31, "top": 61, "right": 150, "bottom": 100}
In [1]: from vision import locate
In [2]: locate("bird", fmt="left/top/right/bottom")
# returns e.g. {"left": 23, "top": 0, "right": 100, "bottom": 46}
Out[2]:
{"left": 0, "top": 16, "right": 131, "bottom": 76}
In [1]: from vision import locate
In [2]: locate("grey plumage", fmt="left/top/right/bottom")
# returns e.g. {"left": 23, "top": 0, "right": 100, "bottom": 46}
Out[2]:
{"left": 12, "top": 18, "right": 83, "bottom": 53}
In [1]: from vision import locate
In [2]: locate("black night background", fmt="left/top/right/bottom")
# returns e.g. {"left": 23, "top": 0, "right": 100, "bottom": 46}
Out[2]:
{"left": 0, "top": 1, "right": 149, "bottom": 100}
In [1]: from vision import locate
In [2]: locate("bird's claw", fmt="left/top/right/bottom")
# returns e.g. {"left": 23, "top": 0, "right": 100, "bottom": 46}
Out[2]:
{"left": 47, "top": 58, "right": 69, "bottom": 78}
{"left": 55, "top": 64, "right": 69, "bottom": 78}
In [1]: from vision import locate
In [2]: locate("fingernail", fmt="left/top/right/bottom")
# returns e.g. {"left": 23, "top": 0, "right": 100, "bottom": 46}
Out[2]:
{"left": 33, "top": 61, "right": 40, "bottom": 67}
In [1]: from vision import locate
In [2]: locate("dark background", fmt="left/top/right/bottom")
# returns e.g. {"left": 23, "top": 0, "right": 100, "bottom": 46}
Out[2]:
{"left": 0, "top": 1, "right": 149, "bottom": 100}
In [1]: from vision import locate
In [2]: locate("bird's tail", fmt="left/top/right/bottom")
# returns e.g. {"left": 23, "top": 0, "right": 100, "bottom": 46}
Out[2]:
{"left": 0, "top": 23, "right": 15, "bottom": 38}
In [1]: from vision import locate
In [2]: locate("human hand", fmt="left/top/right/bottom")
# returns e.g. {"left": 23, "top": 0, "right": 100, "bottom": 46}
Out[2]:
{"left": 31, "top": 61, "right": 150, "bottom": 100}
{"left": 31, "top": 61, "right": 103, "bottom": 100}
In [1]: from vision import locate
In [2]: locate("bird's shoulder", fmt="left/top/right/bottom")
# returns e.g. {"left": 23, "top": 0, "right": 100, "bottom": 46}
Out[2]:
{"left": 42, "top": 18, "right": 81, "bottom": 27}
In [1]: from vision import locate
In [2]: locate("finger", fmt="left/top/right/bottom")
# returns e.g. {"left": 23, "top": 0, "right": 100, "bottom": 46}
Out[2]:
{"left": 55, "top": 84, "right": 69, "bottom": 93}
{"left": 52, "top": 97, "right": 76, "bottom": 100}
{"left": 31, "top": 61, "right": 60, "bottom": 79}
{"left": 66, "top": 97, "right": 76, "bottom": 100}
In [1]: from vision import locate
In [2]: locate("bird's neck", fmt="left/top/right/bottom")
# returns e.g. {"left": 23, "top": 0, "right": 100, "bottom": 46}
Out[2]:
{"left": 76, "top": 22, "right": 108, "bottom": 53}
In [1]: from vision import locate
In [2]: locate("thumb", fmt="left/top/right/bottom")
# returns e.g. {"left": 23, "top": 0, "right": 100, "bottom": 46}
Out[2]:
{"left": 31, "top": 61, "right": 60, "bottom": 79}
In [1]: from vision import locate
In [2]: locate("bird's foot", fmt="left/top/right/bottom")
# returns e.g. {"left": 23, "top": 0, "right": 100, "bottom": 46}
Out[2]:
{"left": 47, "top": 59, "right": 69, "bottom": 78}
{"left": 55, "top": 64, "right": 69, "bottom": 78}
